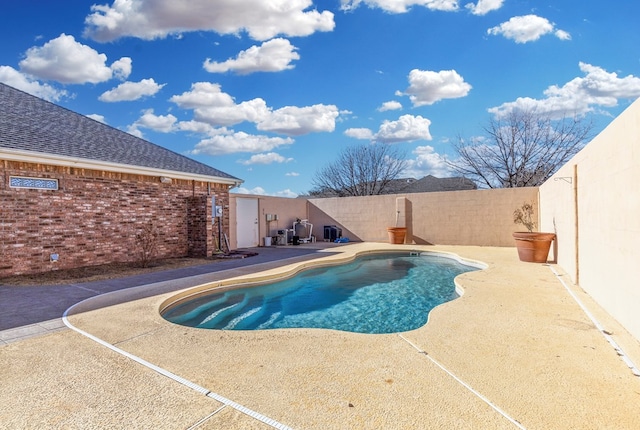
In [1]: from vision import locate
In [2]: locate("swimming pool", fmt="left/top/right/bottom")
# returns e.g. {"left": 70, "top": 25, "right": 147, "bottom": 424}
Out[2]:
{"left": 162, "top": 252, "right": 480, "bottom": 334}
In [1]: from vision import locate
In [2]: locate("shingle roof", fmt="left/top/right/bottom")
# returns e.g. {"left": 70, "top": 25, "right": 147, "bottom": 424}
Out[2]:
{"left": 401, "top": 175, "right": 477, "bottom": 193}
{"left": 307, "top": 175, "right": 477, "bottom": 197}
{"left": 382, "top": 175, "right": 477, "bottom": 194}
{"left": 0, "top": 83, "right": 241, "bottom": 184}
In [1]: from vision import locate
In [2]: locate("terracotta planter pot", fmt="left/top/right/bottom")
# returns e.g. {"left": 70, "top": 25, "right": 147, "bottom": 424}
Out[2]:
{"left": 387, "top": 227, "right": 407, "bottom": 244}
{"left": 513, "top": 232, "right": 556, "bottom": 263}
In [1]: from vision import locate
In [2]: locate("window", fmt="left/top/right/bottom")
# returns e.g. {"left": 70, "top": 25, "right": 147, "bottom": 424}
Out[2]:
{"left": 9, "top": 176, "right": 58, "bottom": 190}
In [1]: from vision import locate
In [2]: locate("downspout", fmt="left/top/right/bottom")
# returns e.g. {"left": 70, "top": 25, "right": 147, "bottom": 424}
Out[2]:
{"left": 573, "top": 164, "right": 579, "bottom": 285}
{"left": 258, "top": 197, "right": 263, "bottom": 243}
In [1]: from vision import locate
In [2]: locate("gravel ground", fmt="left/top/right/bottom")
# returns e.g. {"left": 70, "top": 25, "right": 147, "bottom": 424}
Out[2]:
{"left": 0, "top": 257, "right": 219, "bottom": 286}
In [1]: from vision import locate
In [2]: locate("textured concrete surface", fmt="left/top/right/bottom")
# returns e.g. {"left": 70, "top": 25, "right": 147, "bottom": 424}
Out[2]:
{"left": 2, "top": 243, "right": 640, "bottom": 429}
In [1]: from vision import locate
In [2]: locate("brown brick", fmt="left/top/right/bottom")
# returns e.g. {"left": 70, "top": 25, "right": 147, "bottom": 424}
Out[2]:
{"left": 1, "top": 161, "right": 227, "bottom": 276}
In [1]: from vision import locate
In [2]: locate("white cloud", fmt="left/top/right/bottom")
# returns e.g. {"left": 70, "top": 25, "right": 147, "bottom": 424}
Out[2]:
{"left": 235, "top": 186, "right": 267, "bottom": 195}
{"left": 18, "top": 34, "right": 129, "bottom": 84}
{"left": 170, "top": 82, "right": 235, "bottom": 108}
{"left": 346, "top": 115, "right": 433, "bottom": 143}
{"left": 344, "top": 128, "right": 374, "bottom": 140}
{"left": 286, "top": 172, "right": 300, "bottom": 176}
{"left": 176, "top": 120, "right": 217, "bottom": 134}
{"left": 197, "top": 98, "right": 270, "bottom": 126}
{"left": 129, "top": 109, "right": 177, "bottom": 134}
{"left": 275, "top": 189, "right": 298, "bottom": 198}
{"left": 110, "top": 57, "right": 133, "bottom": 80}
{"left": 0, "top": 66, "right": 66, "bottom": 101}
{"left": 337, "top": 109, "right": 355, "bottom": 123}
{"left": 257, "top": 104, "right": 339, "bottom": 136}
{"left": 240, "top": 152, "right": 293, "bottom": 165}
{"left": 127, "top": 127, "right": 144, "bottom": 138}
{"left": 86, "top": 114, "right": 106, "bottom": 123}
{"left": 465, "top": 0, "right": 504, "bottom": 16}
{"left": 204, "top": 38, "right": 300, "bottom": 75}
{"left": 378, "top": 100, "right": 403, "bottom": 111}
{"left": 340, "top": 0, "right": 459, "bottom": 13}
{"left": 99, "top": 78, "right": 165, "bottom": 102}
{"left": 84, "top": 0, "right": 335, "bottom": 42}
{"left": 401, "top": 69, "right": 471, "bottom": 107}
{"left": 489, "top": 63, "right": 640, "bottom": 119}
{"left": 191, "top": 131, "right": 294, "bottom": 155}
{"left": 375, "top": 114, "right": 433, "bottom": 143}
{"left": 170, "top": 82, "right": 270, "bottom": 126}
{"left": 172, "top": 82, "right": 339, "bottom": 134}
{"left": 403, "top": 145, "right": 453, "bottom": 178}
{"left": 235, "top": 186, "right": 296, "bottom": 197}
{"left": 487, "top": 15, "right": 570, "bottom": 44}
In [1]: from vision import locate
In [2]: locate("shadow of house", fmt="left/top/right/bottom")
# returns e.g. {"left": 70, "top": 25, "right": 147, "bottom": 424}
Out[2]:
{"left": 0, "top": 83, "right": 242, "bottom": 276}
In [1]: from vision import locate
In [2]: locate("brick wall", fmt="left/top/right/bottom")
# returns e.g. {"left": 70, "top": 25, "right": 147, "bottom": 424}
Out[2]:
{"left": 0, "top": 160, "right": 229, "bottom": 276}
{"left": 187, "top": 195, "right": 212, "bottom": 257}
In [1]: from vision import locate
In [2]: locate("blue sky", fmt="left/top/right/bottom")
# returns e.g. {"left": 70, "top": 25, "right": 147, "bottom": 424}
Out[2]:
{"left": 1, "top": 0, "right": 639, "bottom": 197}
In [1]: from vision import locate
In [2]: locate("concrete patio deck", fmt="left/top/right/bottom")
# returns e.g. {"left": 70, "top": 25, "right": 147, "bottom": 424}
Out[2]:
{"left": 1, "top": 243, "right": 639, "bottom": 429}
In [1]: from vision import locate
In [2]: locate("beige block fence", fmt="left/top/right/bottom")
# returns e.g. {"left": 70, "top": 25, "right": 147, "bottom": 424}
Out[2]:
{"left": 307, "top": 188, "right": 539, "bottom": 246}
{"left": 231, "top": 187, "right": 538, "bottom": 249}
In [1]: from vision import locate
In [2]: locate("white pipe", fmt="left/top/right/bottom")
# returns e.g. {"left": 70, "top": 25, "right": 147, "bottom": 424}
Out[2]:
{"left": 548, "top": 265, "right": 640, "bottom": 377}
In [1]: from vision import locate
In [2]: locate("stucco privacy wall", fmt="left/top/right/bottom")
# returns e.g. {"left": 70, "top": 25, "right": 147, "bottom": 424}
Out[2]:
{"left": 256, "top": 196, "right": 308, "bottom": 240}
{"left": 0, "top": 161, "right": 229, "bottom": 276}
{"left": 307, "top": 187, "right": 538, "bottom": 246}
{"left": 228, "top": 194, "right": 307, "bottom": 248}
{"left": 540, "top": 97, "right": 640, "bottom": 340}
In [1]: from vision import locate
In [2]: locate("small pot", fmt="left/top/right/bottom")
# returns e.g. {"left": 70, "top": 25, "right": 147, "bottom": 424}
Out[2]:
{"left": 513, "top": 232, "right": 556, "bottom": 263}
{"left": 387, "top": 227, "right": 407, "bottom": 244}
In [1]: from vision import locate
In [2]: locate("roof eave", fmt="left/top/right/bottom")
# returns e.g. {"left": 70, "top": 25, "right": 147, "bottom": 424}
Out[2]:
{"left": 0, "top": 148, "right": 243, "bottom": 188}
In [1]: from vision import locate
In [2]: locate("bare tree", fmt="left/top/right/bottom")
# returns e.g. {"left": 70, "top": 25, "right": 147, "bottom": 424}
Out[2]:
{"left": 135, "top": 222, "right": 158, "bottom": 268}
{"left": 449, "top": 108, "right": 594, "bottom": 188}
{"left": 309, "top": 143, "right": 408, "bottom": 196}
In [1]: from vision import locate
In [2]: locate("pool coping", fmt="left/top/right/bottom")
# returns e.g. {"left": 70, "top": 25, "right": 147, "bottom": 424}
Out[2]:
{"left": 157, "top": 246, "right": 488, "bottom": 322}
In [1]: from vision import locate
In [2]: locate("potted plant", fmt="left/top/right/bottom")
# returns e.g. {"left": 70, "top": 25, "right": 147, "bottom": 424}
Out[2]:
{"left": 387, "top": 210, "right": 407, "bottom": 244}
{"left": 512, "top": 202, "right": 555, "bottom": 263}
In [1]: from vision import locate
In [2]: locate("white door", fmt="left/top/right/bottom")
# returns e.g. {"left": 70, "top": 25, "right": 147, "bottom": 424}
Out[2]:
{"left": 236, "top": 198, "right": 259, "bottom": 248}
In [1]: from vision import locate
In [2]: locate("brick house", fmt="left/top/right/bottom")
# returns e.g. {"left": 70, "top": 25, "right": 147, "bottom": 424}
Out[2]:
{"left": 0, "top": 83, "right": 242, "bottom": 277}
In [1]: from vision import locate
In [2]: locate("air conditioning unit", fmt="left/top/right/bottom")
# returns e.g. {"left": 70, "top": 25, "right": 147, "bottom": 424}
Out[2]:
{"left": 323, "top": 225, "right": 342, "bottom": 242}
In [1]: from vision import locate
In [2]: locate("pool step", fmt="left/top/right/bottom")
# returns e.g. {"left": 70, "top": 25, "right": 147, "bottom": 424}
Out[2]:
{"left": 257, "top": 311, "right": 281, "bottom": 329}
{"left": 222, "top": 306, "right": 263, "bottom": 330}
{"left": 197, "top": 293, "right": 249, "bottom": 328}
{"left": 198, "top": 302, "right": 240, "bottom": 327}
{"left": 168, "top": 295, "right": 230, "bottom": 325}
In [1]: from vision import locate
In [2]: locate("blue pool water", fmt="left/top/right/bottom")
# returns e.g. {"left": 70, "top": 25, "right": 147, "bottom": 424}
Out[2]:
{"left": 162, "top": 252, "right": 479, "bottom": 334}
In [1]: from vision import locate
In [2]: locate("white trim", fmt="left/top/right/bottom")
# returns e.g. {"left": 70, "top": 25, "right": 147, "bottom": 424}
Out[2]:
{"left": 1, "top": 147, "right": 243, "bottom": 187}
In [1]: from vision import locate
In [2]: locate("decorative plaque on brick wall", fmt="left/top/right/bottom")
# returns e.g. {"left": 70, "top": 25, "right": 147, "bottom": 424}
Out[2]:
{"left": 9, "top": 176, "right": 59, "bottom": 190}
